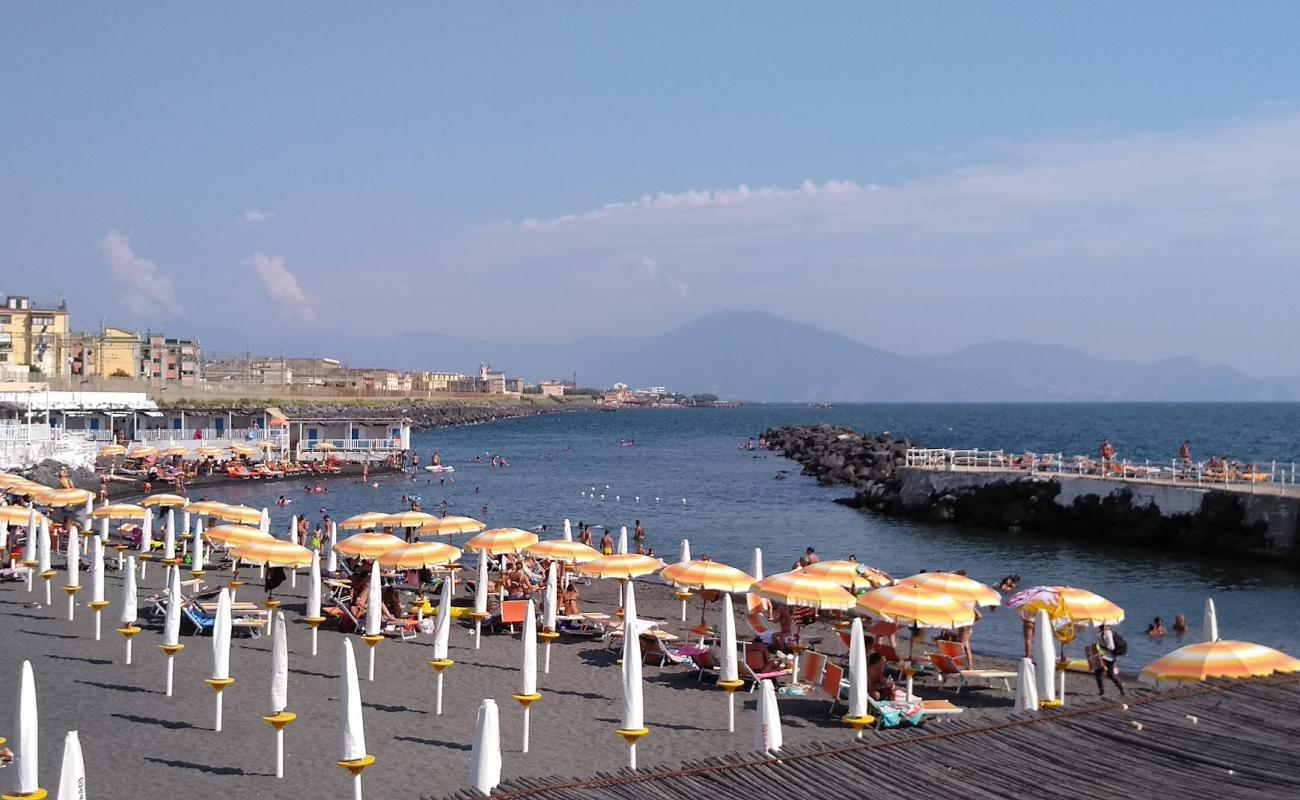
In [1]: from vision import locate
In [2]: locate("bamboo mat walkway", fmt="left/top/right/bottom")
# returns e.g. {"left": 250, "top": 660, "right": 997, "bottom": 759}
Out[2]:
{"left": 440, "top": 678, "right": 1300, "bottom": 800}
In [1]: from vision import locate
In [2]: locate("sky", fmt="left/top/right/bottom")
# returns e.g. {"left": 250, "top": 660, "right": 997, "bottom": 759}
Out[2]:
{"left": 2, "top": 3, "right": 1300, "bottom": 375}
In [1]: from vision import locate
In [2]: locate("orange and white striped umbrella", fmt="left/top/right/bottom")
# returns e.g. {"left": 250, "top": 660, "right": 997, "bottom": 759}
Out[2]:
{"left": 205, "top": 524, "right": 274, "bottom": 547}
{"left": 753, "top": 570, "right": 857, "bottom": 610}
{"left": 1052, "top": 586, "right": 1125, "bottom": 626}
{"left": 857, "top": 583, "right": 979, "bottom": 628}
{"left": 0, "top": 506, "right": 46, "bottom": 525}
{"left": 195, "top": 446, "right": 225, "bottom": 458}
{"left": 0, "top": 473, "right": 32, "bottom": 489}
{"left": 898, "top": 572, "right": 1001, "bottom": 607}
{"left": 90, "top": 503, "right": 147, "bottom": 520}
{"left": 659, "top": 560, "right": 755, "bottom": 593}
{"left": 313, "top": 442, "right": 338, "bottom": 451}
{"left": 525, "top": 539, "right": 602, "bottom": 564}
{"left": 382, "top": 511, "right": 438, "bottom": 530}
{"left": 418, "top": 516, "right": 486, "bottom": 537}
{"left": 209, "top": 504, "right": 262, "bottom": 525}
{"left": 229, "top": 539, "right": 314, "bottom": 567}
{"left": 182, "top": 499, "right": 228, "bottom": 515}
{"left": 3, "top": 481, "right": 47, "bottom": 497}
{"left": 144, "top": 493, "right": 190, "bottom": 508}
{"left": 377, "top": 541, "right": 462, "bottom": 569}
{"left": 162, "top": 446, "right": 188, "bottom": 457}
{"left": 340, "top": 512, "right": 390, "bottom": 530}
{"left": 464, "top": 528, "right": 539, "bottom": 556}
{"left": 800, "top": 560, "right": 892, "bottom": 590}
{"left": 127, "top": 445, "right": 158, "bottom": 459}
{"left": 97, "top": 444, "right": 127, "bottom": 457}
{"left": 576, "top": 554, "right": 665, "bottom": 580}
{"left": 1140, "top": 640, "right": 1300, "bottom": 687}
{"left": 334, "top": 531, "right": 405, "bottom": 558}
{"left": 255, "top": 440, "right": 281, "bottom": 450}
{"left": 229, "top": 444, "right": 257, "bottom": 456}
{"left": 38, "top": 488, "right": 94, "bottom": 508}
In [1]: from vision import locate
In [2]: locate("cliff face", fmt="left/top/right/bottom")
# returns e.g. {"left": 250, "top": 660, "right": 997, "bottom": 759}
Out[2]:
{"left": 764, "top": 425, "right": 1293, "bottom": 563}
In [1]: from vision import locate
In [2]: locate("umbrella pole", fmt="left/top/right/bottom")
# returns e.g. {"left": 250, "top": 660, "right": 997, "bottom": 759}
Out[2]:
{"left": 290, "top": 568, "right": 297, "bottom": 588}
{"left": 522, "top": 705, "right": 531, "bottom": 753}
{"left": 475, "top": 618, "right": 483, "bottom": 650}
{"left": 311, "top": 626, "right": 319, "bottom": 657}
{"left": 544, "top": 641, "right": 552, "bottom": 674}
{"left": 436, "top": 671, "right": 444, "bottom": 715}
{"left": 166, "top": 655, "right": 174, "bottom": 696}
{"left": 215, "top": 690, "right": 224, "bottom": 731}
{"left": 728, "top": 690, "right": 735, "bottom": 732}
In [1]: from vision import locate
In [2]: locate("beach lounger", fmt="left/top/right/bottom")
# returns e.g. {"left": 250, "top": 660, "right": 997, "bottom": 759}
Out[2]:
{"left": 934, "top": 639, "right": 968, "bottom": 666}
{"left": 690, "top": 648, "right": 722, "bottom": 683}
{"left": 821, "top": 662, "right": 847, "bottom": 713}
{"left": 928, "top": 653, "right": 1016, "bottom": 692}
{"left": 643, "top": 638, "right": 707, "bottom": 667}
{"left": 497, "top": 599, "right": 529, "bottom": 634}
{"left": 742, "top": 652, "right": 791, "bottom": 692}
{"left": 920, "top": 699, "right": 964, "bottom": 717}
{"left": 799, "top": 651, "right": 829, "bottom": 687}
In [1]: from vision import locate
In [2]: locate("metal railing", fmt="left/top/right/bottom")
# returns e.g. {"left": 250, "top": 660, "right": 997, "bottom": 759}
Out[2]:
{"left": 906, "top": 447, "right": 1299, "bottom": 495}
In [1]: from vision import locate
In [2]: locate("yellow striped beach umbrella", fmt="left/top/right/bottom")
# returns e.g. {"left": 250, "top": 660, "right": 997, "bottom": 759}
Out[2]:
{"left": 229, "top": 444, "right": 257, "bottom": 457}
{"left": 162, "top": 445, "right": 188, "bottom": 457}
{"left": 182, "top": 499, "right": 228, "bottom": 515}
{"left": 382, "top": 511, "right": 438, "bottom": 531}
{"left": 0, "top": 473, "right": 31, "bottom": 489}
{"left": 340, "top": 512, "right": 390, "bottom": 531}
{"left": 195, "top": 446, "right": 225, "bottom": 458}
{"left": 127, "top": 445, "right": 158, "bottom": 459}
{"left": 1053, "top": 586, "right": 1125, "bottom": 626}
{"left": 205, "top": 524, "right": 274, "bottom": 547}
{"left": 254, "top": 440, "right": 280, "bottom": 450}
{"left": 90, "top": 503, "right": 148, "bottom": 520}
{"left": 229, "top": 539, "right": 314, "bottom": 567}
{"left": 659, "top": 560, "right": 755, "bottom": 593}
{"left": 210, "top": 504, "right": 262, "bottom": 525}
{"left": 525, "top": 539, "right": 602, "bottom": 564}
{"left": 144, "top": 493, "right": 190, "bottom": 508}
{"left": 857, "top": 583, "right": 979, "bottom": 628}
{"left": 377, "top": 541, "right": 462, "bottom": 569}
{"left": 576, "top": 554, "right": 665, "bottom": 580}
{"left": 0, "top": 506, "right": 46, "bottom": 525}
{"left": 38, "top": 488, "right": 94, "bottom": 508}
{"left": 800, "top": 560, "right": 892, "bottom": 591}
{"left": 464, "top": 528, "right": 539, "bottom": 556}
{"left": 752, "top": 570, "right": 857, "bottom": 611}
{"left": 898, "top": 572, "right": 1001, "bottom": 607}
{"left": 418, "top": 516, "right": 487, "bottom": 537}
{"left": 1140, "top": 641, "right": 1300, "bottom": 687}
{"left": 2, "top": 481, "right": 47, "bottom": 498}
{"left": 98, "top": 444, "right": 127, "bottom": 457}
{"left": 313, "top": 442, "right": 338, "bottom": 451}
{"left": 334, "top": 531, "right": 405, "bottom": 559}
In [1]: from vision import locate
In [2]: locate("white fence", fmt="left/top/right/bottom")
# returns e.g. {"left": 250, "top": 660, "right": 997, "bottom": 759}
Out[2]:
{"left": 906, "top": 447, "right": 1299, "bottom": 495}
{"left": 296, "top": 438, "right": 402, "bottom": 462}
{"left": 0, "top": 423, "right": 55, "bottom": 442}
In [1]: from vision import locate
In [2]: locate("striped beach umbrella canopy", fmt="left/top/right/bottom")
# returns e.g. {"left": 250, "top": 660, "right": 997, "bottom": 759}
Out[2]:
{"left": 418, "top": 516, "right": 486, "bottom": 537}
{"left": 464, "top": 528, "right": 539, "bottom": 556}
{"left": 142, "top": 493, "right": 189, "bottom": 508}
{"left": 127, "top": 445, "right": 158, "bottom": 459}
{"left": 313, "top": 442, "right": 338, "bottom": 451}
{"left": 1007, "top": 585, "right": 1125, "bottom": 627}
{"left": 204, "top": 524, "right": 274, "bottom": 547}
{"left": 576, "top": 554, "right": 665, "bottom": 580}
{"left": 195, "top": 446, "right": 225, "bottom": 458}
{"left": 254, "top": 440, "right": 281, "bottom": 450}
{"left": 38, "top": 488, "right": 94, "bottom": 508}
{"left": 659, "top": 560, "right": 755, "bottom": 593}
{"left": 1140, "top": 641, "right": 1300, "bottom": 687}
{"left": 800, "top": 560, "right": 892, "bottom": 591}
{"left": 752, "top": 570, "right": 857, "bottom": 611}
{"left": 898, "top": 572, "right": 1001, "bottom": 607}
{"left": 340, "top": 512, "right": 390, "bottom": 530}
{"left": 382, "top": 511, "right": 438, "bottom": 530}
{"left": 2, "top": 481, "right": 47, "bottom": 497}
{"left": 525, "top": 539, "right": 601, "bottom": 564}
{"left": 857, "top": 583, "right": 979, "bottom": 628}
{"left": 162, "top": 445, "right": 189, "bottom": 457}
{"left": 182, "top": 499, "right": 227, "bottom": 515}
{"left": 0, "top": 506, "right": 46, "bottom": 525}
{"left": 97, "top": 444, "right": 127, "bottom": 457}
{"left": 229, "top": 539, "right": 314, "bottom": 567}
{"left": 209, "top": 504, "right": 262, "bottom": 525}
{"left": 376, "top": 541, "right": 462, "bottom": 569}
{"left": 229, "top": 444, "right": 257, "bottom": 456}
{"left": 0, "top": 472, "right": 31, "bottom": 488}
{"left": 334, "top": 531, "right": 405, "bottom": 558}
{"left": 90, "top": 503, "right": 147, "bottom": 520}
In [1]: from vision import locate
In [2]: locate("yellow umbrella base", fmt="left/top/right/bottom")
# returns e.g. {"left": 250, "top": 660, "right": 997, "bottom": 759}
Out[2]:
{"left": 61, "top": 585, "right": 82, "bottom": 596}
{"left": 2, "top": 789, "right": 48, "bottom": 800}
{"left": 842, "top": 714, "right": 875, "bottom": 732}
{"left": 304, "top": 616, "right": 326, "bottom": 628}
{"left": 512, "top": 692, "right": 542, "bottom": 708}
{"left": 116, "top": 626, "right": 142, "bottom": 639}
{"left": 159, "top": 643, "right": 185, "bottom": 656}
{"left": 204, "top": 677, "right": 235, "bottom": 692}
{"left": 361, "top": 634, "right": 385, "bottom": 647}
{"left": 262, "top": 711, "right": 297, "bottom": 730}
{"left": 337, "top": 754, "right": 376, "bottom": 776}
{"left": 428, "top": 659, "right": 454, "bottom": 673}
{"left": 616, "top": 728, "right": 650, "bottom": 745}
{"left": 717, "top": 679, "right": 745, "bottom": 693}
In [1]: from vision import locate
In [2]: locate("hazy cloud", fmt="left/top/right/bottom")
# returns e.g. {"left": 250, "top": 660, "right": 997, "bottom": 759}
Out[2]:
{"left": 97, "top": 229, "right": 182, "bottom": 316}
{"left": 247, "top": 252, "right": 314, "bottom": 323}
{"left": 242, "top": 208, "right": 275, "bottom": 225}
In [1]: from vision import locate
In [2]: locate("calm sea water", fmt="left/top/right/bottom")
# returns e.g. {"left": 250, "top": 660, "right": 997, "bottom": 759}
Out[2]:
{"left": 212, "top": 403, "right": 1300, "bottom": 666}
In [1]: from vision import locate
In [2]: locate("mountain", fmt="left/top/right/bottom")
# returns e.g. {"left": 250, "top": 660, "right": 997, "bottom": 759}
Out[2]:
{"left": 221, "top": 311, "right": 1299, "bottom": 402}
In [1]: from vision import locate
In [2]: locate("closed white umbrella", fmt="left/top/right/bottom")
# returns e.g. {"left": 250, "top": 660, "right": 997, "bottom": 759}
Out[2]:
{"left": 1014, "top": 657, "right": 1039, "bottom": 711}
{"left": 162, "top": 509, "right": 176, "bottom": 563}
{"left": 751, "top": 548, "right": 764, "bottom": 582}
{"left": 22, "top": 505, "right": 37, "bottom": 593}
{"left": 88, "top": 536, "right": 108, "bottom": 641}
{"left": 616, "top": 581, "right": 648, "bottom": 769}
{"left": 471, "top": 552, "right": 489, "bottom": 649}
{"left": 116, "top": 557, "right": 141, "bottom": 664}
{"left": 288, "top": 515, "right": 298, "bottom": 588}
{"left": 1204, "top": 597, "right": 1219, "bottom": 643}
{"left": 617, "top": 526, "right": 628, "bottom": 555}
{"left": 467, "top": 699, "right": 502, "bottom": 796}
{"left": 717, "top": 592, "right": 744, "bottom": 732}
{"left": 1032, "top": 609, "right": 1057, "bottom": 706}
{"left": 206, "top": 587, "right": 235, "bottom": 731}
{"left": 160, "top": 566, "right": 185, "bottom": 696}
{"left": 38, "top": 518, "right": 53, "bottom": 605}
{"left": 326, "top": 521, "right": 338, "bottom": 574}
{"left": 514, "top": 598, "right": 541, "bottom": 753}
{"left": 260, "top": 507, "right": 271, "bottom": 535}
{"left": 844, "top": 617, "right": 871, "bottom": 737}
{"left": 190, "top": 518, "right": 206, "bottom": 577}
{"left": 63, "top": 526, "right": 81, "bottom": 621}
{"left": 138, "top": 510, "right": 153, "bottom": 579}
{"left": 55, "top": 730, "right": 85, "bottom": 800}
{"left": 429, "top": 574, "right": 455, "bottom": 715}
{"left": 755, "top": 679, "right": 783, "bottom": 755}
{"left": 262, "top": 611, "right": 295, "bottom": 779}
{"left": 542, "top": 562, "right": 559, "bottom": 673}
{"left": 562, "top": 518, "right": 573, "bottom": 541}
{"left": 181, "top": 510, "right": 191, "bottom": 553}
{"left": 678, "top": 538, "right": 690, "bottom": 563}
{"left": 12, "top": 660, "right": 42, "bottom": 797}
{"left": 674, "top": 538, "right": 694, "bottom": 620}
{"left": 306, "top": 550, "right": 325, "bottom": 656}
{"left": 362, "top": 559, "right": 383, "bottom": 681}
{"left": 337, "top": 638, "right": 375, "bottom": 800}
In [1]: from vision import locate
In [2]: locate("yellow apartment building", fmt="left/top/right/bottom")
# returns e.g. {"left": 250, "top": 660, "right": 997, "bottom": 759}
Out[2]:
{"left": 0, "top": 295, "right": 70, "bottom": 377}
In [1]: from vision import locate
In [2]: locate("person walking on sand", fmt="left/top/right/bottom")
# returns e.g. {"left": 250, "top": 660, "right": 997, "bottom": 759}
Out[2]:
{"left": 1090, "top": 623, "right": 1126, "bottom": 696}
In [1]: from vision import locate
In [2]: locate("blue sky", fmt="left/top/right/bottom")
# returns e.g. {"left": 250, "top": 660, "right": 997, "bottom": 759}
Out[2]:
{"left": 3, "top": 3, "right": 1300, "bottom": 374}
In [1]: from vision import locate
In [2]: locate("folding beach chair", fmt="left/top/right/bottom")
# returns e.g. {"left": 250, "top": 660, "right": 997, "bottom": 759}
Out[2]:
{"left": 821, "top": 662, "right": 847, "bottom": 714}
{"left": 799, "top": 651, "right": 829, "bottom": 687}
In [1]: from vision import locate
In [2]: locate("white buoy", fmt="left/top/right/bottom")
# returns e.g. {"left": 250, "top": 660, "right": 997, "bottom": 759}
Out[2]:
{"left": 467, "top": 699, "right": 501, "bottom": 796}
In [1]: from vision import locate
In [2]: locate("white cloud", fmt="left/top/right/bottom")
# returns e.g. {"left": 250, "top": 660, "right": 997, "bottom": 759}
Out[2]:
{"left": 242, "top": 208, "right": 275, "bottom": 225}
{"left": 97, "top": 230, "right": 182, "bottom": 316}
{"left": 246, "top": 252, "right": 314, "bottom": 323}
{"left": 418, "top": 111, "right": 1300, "bottom": 374}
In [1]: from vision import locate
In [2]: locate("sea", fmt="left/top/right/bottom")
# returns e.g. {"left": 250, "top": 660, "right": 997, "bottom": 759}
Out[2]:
{"left": 211, "top": 403, "right": 1300, "bottom": 667}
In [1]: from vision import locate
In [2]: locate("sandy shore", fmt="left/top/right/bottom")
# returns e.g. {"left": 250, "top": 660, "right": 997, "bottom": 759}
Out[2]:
{"left": 0, "top": 558, "right": 1145, "bottom": 800}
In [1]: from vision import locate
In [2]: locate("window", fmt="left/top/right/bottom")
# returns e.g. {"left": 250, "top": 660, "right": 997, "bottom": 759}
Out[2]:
{"left": 172, "top": 418, "right": 182, "bottom": 430}
{"left": 214, "top": 418, "right": 224, "bottom": 432}
{"left": 31, "top": 316, "right": 54, "bottom": 326}
{"left": 351, "top": 428, "right": 360, "bottom": 440}
{"left": 0, "top": 354, "right": 7, "bottom": 362}
{"left": 391, "top": 427, "right": 400, "bottom": 439}
{"left": 307, "top": 428, "right": 318, "bottom": 442}
{"left": 0, "top": 315, "right": 9, "bottom": 324}
{"left": 89, "top": 418, "right": 100, "bottom": 431}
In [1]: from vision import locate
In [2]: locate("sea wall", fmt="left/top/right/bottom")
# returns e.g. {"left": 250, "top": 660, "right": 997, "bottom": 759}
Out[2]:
{"left": 763, "top": 425, "right": 1299, "bottom": 562}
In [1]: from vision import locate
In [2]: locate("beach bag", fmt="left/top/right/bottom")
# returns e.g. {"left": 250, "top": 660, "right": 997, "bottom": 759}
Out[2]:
{"left": 1111, "top": 633, "right": 1128, "bottom": 657}
{"left": 1086, "top": 645, "right": 1105, "bottom": 672}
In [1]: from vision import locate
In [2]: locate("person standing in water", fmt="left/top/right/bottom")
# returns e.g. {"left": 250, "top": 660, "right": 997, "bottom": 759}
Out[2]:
{"left": 599, "top": 529, "right": 614, "bottom": 555}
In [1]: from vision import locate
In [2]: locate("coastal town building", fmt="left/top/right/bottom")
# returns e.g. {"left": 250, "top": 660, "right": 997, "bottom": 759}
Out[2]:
{"left": 141, "top": 334, "right": 202, "bottom": 387}
{"left": 0, "top": 295, "right": 70, "bottom": 381}
{"left": 538, "top": 380, "right": 567, "bottom": 398}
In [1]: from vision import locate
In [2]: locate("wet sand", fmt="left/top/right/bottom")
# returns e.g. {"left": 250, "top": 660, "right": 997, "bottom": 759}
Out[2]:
{"left": 0, "top": 559, "right": 1142, "bottom": 799}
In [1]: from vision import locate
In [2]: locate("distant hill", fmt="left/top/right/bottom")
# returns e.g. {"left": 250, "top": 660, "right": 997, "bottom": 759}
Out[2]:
{"left": 227, "top": 311, "right": 1299, "bottom": 402}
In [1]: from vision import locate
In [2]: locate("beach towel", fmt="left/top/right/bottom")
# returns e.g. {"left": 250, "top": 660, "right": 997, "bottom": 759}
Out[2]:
{"left": 875, "top": 695, "right": 925, "bottom": 729}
